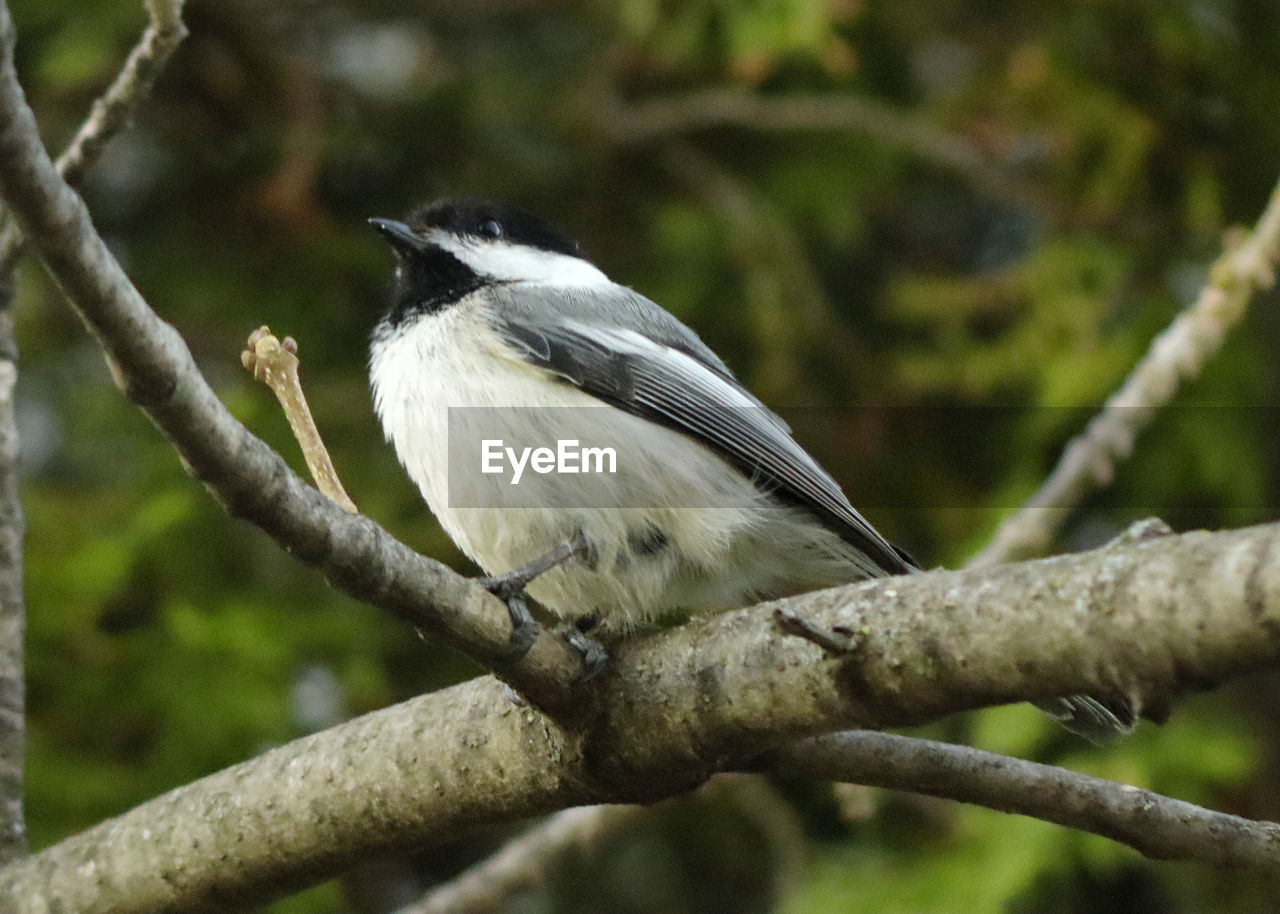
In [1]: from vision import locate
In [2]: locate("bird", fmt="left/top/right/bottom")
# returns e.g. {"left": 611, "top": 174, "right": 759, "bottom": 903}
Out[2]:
{"left": 367, "top": 196, "right": 1134, "bottom": 743}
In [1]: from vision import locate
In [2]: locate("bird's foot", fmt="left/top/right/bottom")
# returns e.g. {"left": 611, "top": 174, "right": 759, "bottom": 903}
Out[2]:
{"left": 477, "top": 530, "right": 591, "bottom": 664}
{"left": 554, "top": 614, "right": 609, "bottom": 683}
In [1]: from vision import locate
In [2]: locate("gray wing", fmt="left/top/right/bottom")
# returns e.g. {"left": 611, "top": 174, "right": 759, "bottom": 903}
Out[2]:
{"left": 489, "top": 287, "right": 913, "bottom": 576}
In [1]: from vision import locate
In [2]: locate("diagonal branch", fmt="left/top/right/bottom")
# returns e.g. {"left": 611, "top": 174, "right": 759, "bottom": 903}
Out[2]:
{"left": 1, "top": 521, "right": 1279, "bottom": 911}
{"left": 0, "top": 0, "right": 586, "bottom": 711}
{"left": 55, "top": 0, "right": 187, "bottom": 189}
{"left": 970, "top": 185, "right": 1280, "bottom": 567}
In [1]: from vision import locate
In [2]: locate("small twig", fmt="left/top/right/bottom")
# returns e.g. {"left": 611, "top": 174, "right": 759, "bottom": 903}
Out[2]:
{"left": 970, "top": 177, "right": 1280, "bottom": 567}
{"left": 0, "top": 0, "right": 188, "bottom": 276}
{"left": 774, "top": 606, "right": 862, "bottom": 655}
{"left": 240, "top": 326, "right": 357, "bottom": 514}
{"left": 773, "top": 731, "right": 1280, "bottom": 870}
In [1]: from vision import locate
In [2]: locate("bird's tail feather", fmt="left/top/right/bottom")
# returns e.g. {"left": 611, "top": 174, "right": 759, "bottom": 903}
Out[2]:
{"left": 1032, "top": 694, "right": 1138, "bottom": 745}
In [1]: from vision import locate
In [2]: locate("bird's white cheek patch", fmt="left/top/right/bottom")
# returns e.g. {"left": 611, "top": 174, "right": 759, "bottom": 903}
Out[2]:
{"left": 429, "top": 231, "right": 613, "bottom": 287}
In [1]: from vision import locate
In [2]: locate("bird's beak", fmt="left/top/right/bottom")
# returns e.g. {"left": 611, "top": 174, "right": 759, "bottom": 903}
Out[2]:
{"left": 368, "top": 217, "right": 427, "bottom": 255}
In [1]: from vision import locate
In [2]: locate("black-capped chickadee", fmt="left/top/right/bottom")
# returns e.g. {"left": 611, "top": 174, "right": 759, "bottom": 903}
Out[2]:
{"left": 368, "top": 198, "right": 1134, "bottom": 742}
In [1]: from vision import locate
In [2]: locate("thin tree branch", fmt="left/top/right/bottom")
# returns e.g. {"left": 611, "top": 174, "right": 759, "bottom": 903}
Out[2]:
{"left": 2, "top": 521, "right": 1280, "bottom": 911}
{"left": 57, "top": 0, "right": 187, "bottom": 189}
{"left": 774, "top": 731, "right": 1280, "bottom": 869}
{"left": 970, "top": 186, "right": 1280, "bottom": 567}
{"left": 0, "top": 0, "right": 587, "bottom": 711}
{"left": 0, "top": 300, "right": 20, "bottom": 866}
{"left": 0, "top": 0, "right": 188, "bottom": 276}
{"left": 593, "top": 88, "right": 1065, "bottom": 221}
{"left": 404, "top": 776, "right": 802, "bottom": 914}
{"left": 402, "top": 805, "right": 649, "bottom": 914}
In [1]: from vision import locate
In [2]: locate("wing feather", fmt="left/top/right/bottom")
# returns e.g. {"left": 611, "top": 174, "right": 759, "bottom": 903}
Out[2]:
{"left": 493, "top": 311, "right": 912, "bottom": 576}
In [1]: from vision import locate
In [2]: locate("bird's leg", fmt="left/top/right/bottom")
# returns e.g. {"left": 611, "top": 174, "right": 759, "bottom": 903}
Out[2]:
{"left": 478, "top": 530, "right": 607, "bottom": 678}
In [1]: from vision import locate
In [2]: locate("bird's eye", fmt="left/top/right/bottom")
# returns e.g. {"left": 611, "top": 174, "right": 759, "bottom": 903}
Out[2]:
{"left": 477, "top": 218, "right": 503, "bottom": 239}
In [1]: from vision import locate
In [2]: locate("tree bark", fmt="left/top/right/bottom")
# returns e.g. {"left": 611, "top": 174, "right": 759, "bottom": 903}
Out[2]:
{"left": 0, "top": 522, "right": 1278, "bottom": 912}
{"left": 0, "top": 293, "right": 23, "bottom": 865}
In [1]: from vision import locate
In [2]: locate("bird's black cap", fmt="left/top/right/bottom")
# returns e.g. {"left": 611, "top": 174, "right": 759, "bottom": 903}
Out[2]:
{"left": 380, "top": 197, "right": 587, "bottom": 261}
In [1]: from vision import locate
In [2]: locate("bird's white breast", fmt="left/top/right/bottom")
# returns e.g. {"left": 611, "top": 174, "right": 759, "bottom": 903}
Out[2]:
{"left": 371, "top": 300, "right": 600, "bottom": 516}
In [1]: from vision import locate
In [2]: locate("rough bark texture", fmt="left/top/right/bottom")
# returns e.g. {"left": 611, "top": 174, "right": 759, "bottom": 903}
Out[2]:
{"left": 0, "top": 301, "right": 22, "bottom": 865}
{"left": 0, "top": 522, "right": 1279, "bottom": 912}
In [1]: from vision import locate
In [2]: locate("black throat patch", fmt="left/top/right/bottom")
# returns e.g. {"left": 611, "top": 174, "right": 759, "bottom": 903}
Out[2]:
{"left": 384, "top": 244, "right": 489, "bottom": 328}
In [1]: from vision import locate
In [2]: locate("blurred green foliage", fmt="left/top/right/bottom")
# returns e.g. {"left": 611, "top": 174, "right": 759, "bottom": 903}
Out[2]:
{"left": 8, "top": 0, "right": 1280, "bottom": 910}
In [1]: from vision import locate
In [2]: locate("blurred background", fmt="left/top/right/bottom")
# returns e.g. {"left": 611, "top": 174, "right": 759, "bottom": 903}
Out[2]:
{"left": 9, "top": 0, "right": 1280, "bottom": 911}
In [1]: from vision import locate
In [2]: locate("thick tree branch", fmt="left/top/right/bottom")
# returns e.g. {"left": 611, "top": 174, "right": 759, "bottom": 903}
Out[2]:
{"left": 775, "top": 731, "right": 1280, "bottom": 869}
{"left": 0, "top": 0, "right": 587, "bottom": 711}
{"left": 2, "top": 521, "right": 1279, "bottom": 911}
{"left": 971, "top": 184, "right": 1280, "bottom": 567}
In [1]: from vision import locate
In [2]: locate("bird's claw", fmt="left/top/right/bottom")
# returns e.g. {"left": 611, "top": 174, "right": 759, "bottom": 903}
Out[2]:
{"left": 557, "top": 622, "right": 609, "bottom": 683}
{"left": 478, "top": 574, "right": 541, "bottom": 661}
